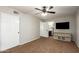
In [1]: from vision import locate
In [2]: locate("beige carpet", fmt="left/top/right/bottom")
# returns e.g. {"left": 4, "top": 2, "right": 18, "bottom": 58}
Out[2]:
{"left": 3, "top": 37, "right": 79, "bottom": 53}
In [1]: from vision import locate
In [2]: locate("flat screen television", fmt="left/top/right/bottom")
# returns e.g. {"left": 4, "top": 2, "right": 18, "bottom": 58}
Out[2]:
{"left": 56, "top": 22, "right": 69, "bottom": 29}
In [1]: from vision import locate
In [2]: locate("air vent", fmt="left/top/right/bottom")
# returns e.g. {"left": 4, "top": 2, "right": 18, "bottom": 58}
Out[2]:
{"left": 13, "top": 10, "right": 19, "bottom": 14}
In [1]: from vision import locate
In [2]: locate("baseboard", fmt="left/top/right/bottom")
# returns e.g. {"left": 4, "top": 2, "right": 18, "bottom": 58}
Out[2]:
{"left": 76, "top": 43, "right": 79, "bottom": 48}
{"left": 19, "top": 37, "right": 40, "bottom": 45}
{"left": 74, "top": 40, "right": 79, "bottom": 48}
{"left": 0, "top": 37, "right": 40, "bottom": 52}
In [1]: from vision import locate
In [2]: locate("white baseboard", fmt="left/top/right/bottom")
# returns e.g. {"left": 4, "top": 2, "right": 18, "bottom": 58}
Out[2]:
{"left": 0, "top": 37, "right": 40, "bottom": 52}
{"left": 76, "top": 43, "right": 79, "bottom": 48}
{"left": 75, "top": 40, "right": 79, "bottom": 48}
{"left": 19, "top": 37, "right": 40, "bottom": 45}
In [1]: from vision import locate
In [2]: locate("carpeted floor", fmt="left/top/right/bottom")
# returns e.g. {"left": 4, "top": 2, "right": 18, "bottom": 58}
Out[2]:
{"left": 2, "top": 37, "right": 79, "bottom": 53}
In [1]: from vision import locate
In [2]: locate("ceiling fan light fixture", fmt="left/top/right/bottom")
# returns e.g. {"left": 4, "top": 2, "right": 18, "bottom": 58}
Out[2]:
{"left": 41, "top": 13, "right": 47, "bottom": 16}
{"left": 35, "top": 6, "right": 55, "bottom": 16}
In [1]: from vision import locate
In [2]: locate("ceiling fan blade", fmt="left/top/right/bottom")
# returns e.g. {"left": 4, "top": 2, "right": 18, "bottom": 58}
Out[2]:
{"left": 43, "top": 6, "right": 47, "bottom": 9}
{"left": 47, "top": 11, "right": 55, "bottom": 14}
{"left": 49, "top": 6, "right": 53, "bottom": 10}
{"left": 35, "top": 8, "right": 42, "bottom": 11}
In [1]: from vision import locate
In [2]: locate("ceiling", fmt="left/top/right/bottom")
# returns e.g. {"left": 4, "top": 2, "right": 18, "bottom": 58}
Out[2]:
{"left": 9, "top": 6, "right": 79, "bottom": 21}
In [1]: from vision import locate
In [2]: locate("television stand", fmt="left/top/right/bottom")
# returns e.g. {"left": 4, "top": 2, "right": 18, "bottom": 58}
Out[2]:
{"left": 53, "top": 32, "right": 72, "bottom": 42}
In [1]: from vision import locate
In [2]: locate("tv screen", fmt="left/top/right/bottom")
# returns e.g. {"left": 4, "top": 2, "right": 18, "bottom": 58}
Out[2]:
{"left": 56, "top": 22, "right": 69, "bottom": 29}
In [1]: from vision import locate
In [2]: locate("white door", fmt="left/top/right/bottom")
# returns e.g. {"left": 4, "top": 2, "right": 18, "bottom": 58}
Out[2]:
{"left": 1, "top": 13, "right": 19, "bottom": 51}
{"left": 40, "top": 22, "right": 49, "bottom": 37}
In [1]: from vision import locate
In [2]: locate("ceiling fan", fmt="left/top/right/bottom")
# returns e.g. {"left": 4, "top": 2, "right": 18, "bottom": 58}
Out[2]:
{"left": 35, "top": 6, "right": 55, "bottom": 16}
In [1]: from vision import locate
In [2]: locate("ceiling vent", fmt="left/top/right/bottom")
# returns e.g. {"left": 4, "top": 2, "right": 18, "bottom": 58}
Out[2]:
{"left": 13, "top": 10, "right": 19, "bottom": 14}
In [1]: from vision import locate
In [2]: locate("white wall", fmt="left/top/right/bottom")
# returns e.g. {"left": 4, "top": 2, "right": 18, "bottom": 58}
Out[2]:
{"left": 0, "top": 7, "right": 40, "bottom": 50}
{"left": 0, "top": 13, "right": 20, "bottom": 51}
{"left": 76, "top": 10, "right": 79, "bottom": 47}
{"left": 0, "top": 14, "right": 1, "bottom": 49}
{"left": 40, "top": 21, "right": 49, "bottom": 37}
{"left": 0, "top": 7, "right": 22, "bottom": 50}
{"left": 45, "top": 16, "right": 76, "bottom": 41}
{"left": 40, "top": 21, "right": 43, "bottom": 36}
{"left": 20, "top": 14, "right": 40, "bottom": 45}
